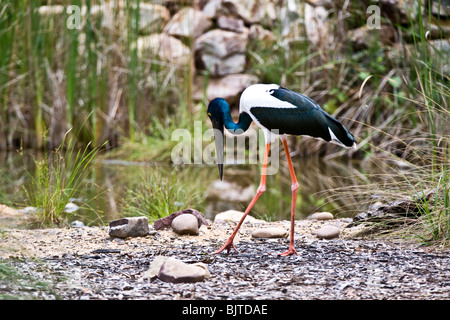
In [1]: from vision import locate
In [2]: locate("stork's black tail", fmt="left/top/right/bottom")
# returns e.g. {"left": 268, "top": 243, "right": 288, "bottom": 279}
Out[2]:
{"left": 323, "top": 112, "right": 356, "bottom": 148}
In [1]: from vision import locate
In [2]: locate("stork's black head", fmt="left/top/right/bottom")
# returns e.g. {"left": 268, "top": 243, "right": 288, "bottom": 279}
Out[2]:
{"left": 207, "top": 98, "right": 228, "bottom": 180}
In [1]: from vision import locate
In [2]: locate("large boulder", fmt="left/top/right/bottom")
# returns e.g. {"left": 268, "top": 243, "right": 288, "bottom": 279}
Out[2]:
{"left": 222, "top": 0, "right": 276, "bottom": 27}
{"left": 165, "top": 7, "right": 213, "bottom": 39}
{"left": 195, "top": 29, "right": 248, "bottom": 76}
{"left": 195, "top": 73, "right": 259, "bottom": 105}
{"left": 137, "top": 34, "right": 190, "bottom": 66}
{"left": 139, "top": 3, "right": 171, "bottom": 35}
{"left": 217, "top": 15, "right": 246, "bottom": 33}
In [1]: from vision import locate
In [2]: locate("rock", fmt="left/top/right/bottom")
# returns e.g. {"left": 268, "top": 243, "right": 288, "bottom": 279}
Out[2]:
{"left": 0, "top": 204, "right": 21, "bottom": 216}
{"left": 279, "top": 0, "right": 301, "bottom": 37}
{"left": 206, "top": 180, "right": 255, "bottom": 203}
{"left": 202, "top": 0, "right": 225, "bottom": 18}
{"left": 195, "top": 29, "right": 248, "bottom": 76}
{"left": 38, "top": 5, "right": 65, "bottom": 16}
{"left": 157, "top": 257, "right": 211, "bottom": 283}
{"left": 0, "top": 204, "right": 29, "bottom": 229}
{"left": 171, "top": 214, "right": 199, "bottom": 235}
{"left": 306, "top": 0, "right": 333, "bottom": 9}
{"left": 214, "top": 210, "right": 258, "bottom": 224}
{"left": 109, "top": 216, "right": 149, "bottom": 238}
{"left": 252, "top": 227, "right": 288, "bottom": 238}
{"left": 19, "top": 206, "right": 39, "bottom": 215}
{"left": 307, "top": 212, "right": 334, "bottom": 220}
{"left": 139, "top": 3, "right": 171, "bottom": 35}
{"left": 153, "top": 208, "right": 208, "bottom": 230}
{"left": 377, "top": 0, "right": 424, "bottom": 25}
{"left": 428, "top": 39, "right": 450, "bottom": 76}
{"left": 144, "top": 256, "right": 169, "bottom": 278}
{"left": 305, "top": 3, "right": 330, "bottom": 46}
{"left": 217, "top": 15, "right": 246, "bottom": 33}
{"left": 85, "top": 2, "right": 124, "bottom": 31}
{"left": 136, "top": 34, "right": 190, "bottom": 66}
{"left": 64, "top": 202, "right": 80, "bottom": 214}
{"left": 429, "top": 0, "right": 450, "bottom": 17}
{"left": 348, "top": 25, "right": 396, "bottom": 51}
{"left": 165, "top": 7, "right": 213, "bottom": 38}
{"left": 70, "top": 220, "right": 85, "bottom": 228}
{"left": 222, "top": 0, "right": 276, "bottom": 27}
{"left": 315, "top": 225, "right": 340, "bottom": 240}
{"left": 425, "top": 16, "right": 450, "bottom": 39}
{"left": 196, "top": 73, "right": 259, "bottom": 105}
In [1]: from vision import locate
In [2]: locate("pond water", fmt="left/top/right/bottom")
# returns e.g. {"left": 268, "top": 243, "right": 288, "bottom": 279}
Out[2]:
{"left": 0, "top": 149, "right": 397, "bottom": 227}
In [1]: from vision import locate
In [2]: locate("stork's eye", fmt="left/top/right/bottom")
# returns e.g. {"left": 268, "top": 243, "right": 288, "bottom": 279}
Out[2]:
{"left": 208, "top": 112, "right": 212, "bottom": 117}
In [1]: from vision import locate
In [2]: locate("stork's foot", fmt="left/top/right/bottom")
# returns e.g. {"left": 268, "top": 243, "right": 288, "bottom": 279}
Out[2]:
{"left": 213, "top": 239, "right": 238, "bottom": 255}
{"left": 279, "top": 246, "right": 298, "bottom": 256}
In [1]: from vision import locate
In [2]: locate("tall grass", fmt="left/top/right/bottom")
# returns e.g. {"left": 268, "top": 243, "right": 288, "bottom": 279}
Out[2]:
{"left": 23, "top": 130, "right": 103, "bottom": 227}
{"left": 121, "top": 166, "right": 213, "bottom": 222}
{"left": 0, "top": 0, "right": 192, "bottom": 151}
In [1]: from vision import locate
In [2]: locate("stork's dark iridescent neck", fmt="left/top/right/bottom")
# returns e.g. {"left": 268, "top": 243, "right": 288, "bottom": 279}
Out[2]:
{"left": 207, "top": 98, "right": 252, "bottom": 133}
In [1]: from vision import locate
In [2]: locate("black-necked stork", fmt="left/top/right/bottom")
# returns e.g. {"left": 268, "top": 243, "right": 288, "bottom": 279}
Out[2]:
{"left": 207, "top": 84, "right": 356, "bottom": 256}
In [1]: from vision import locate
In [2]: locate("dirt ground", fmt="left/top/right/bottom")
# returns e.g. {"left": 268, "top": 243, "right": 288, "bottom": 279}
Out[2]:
{"left": 1, "top": 218, "right": 450, "bottom": 300}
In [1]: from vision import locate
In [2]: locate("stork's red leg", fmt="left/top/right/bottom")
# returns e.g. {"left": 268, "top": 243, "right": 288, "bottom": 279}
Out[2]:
{"left": 279, "top": 137, "right": 299, "bottom": 256}
{"left": 213, "top": 142, "right": 270, "bottom": 254}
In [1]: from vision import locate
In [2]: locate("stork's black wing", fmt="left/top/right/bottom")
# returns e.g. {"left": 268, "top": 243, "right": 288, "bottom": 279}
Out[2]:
{"left": 250, "top": 87, "right": 355, "bottom": 147}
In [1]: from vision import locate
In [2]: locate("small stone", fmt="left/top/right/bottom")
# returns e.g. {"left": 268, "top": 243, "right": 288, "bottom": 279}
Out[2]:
{"left": 252, "top": 227, "right": 288, "bottom": 238}
{"left": 171, "top": 214, "right": 199, "bottom": 235}
{"left": 70, "top": 220, "right": 85, "bottom": 228}
{"left": 109, "top": 216, "right": 149, "bottom": 239}
{"left": 307, "top": 212, "right": 334, "bottom": 220}
{"left": 315, "top": 225, "right": 340, "bottom": 240}
{"left": 153, "top": 208, "right": 208, "bottom": 230}
{"left": 19, "top": 206, "right": 39, "bottom": 215}
{"left": 214, "top": 210, "right": 257, "bottom": 224}
{"left": 157, "top": 258, "right": 211, "bottom": 283}
{"left": 64, "top": 202, "right": 80, "bottom": 214}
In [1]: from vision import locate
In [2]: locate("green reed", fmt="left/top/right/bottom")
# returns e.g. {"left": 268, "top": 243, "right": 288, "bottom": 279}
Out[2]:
{"left": 23, "top": 130, "right": 103, "bottom": 227}
{"left": 0, "top": 0, "right": 192, "bottom": 151}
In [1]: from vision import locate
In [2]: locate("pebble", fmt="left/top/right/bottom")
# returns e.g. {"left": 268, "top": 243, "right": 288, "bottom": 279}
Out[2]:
{"left": 307, "top": 212, "right": 334, "bottom": 220}
{"left": 171, "top": 214, "right": 199, "bottom": 235}
{"left": 251, "top": 227, "right": 288, "bottom": 238}
{"left": 315, "top": 225, "right": 340, "bottom": 239}
{"left": 70, "top": 220, "right": 85, "bottom": 228}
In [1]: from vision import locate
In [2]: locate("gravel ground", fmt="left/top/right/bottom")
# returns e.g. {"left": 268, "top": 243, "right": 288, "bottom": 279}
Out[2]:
{"left": 1, "top": 219, "right": 450, "bottom": 300}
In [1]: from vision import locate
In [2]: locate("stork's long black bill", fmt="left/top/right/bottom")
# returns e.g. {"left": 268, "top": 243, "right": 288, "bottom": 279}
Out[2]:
{"left": 211, "top": 118, "right": 224, "bottom": 180}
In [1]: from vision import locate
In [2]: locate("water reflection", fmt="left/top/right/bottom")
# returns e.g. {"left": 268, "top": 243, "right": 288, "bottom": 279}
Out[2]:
{"left": 0, "top": 150, "right": 393, "bottom": 226}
